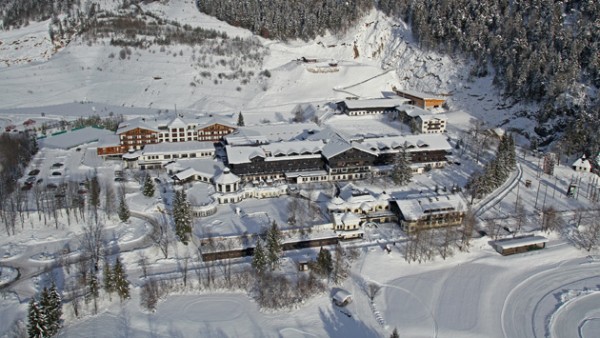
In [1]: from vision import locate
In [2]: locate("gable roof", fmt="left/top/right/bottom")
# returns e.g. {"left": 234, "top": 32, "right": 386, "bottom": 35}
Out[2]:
{"left": 117, "top": 118, "right": 160, "bottom": 134}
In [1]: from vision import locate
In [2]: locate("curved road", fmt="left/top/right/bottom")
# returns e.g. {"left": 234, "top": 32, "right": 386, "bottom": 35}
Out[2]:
{"left": 501, "top": 257, "right": 600, "bottom": 338}
{"left": 0, "top": 211, "right": 159, "bottom": 293}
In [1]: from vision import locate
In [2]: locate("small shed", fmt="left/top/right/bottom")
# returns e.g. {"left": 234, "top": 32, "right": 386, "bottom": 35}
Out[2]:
{"left": 298, "top": 261, "right": 309, "bottom": 271}
{"left": 332, "top": 289, "right": 352, "bottom": 307}
{"left": 493, "top": 235, "right": 549, "bottom": 256}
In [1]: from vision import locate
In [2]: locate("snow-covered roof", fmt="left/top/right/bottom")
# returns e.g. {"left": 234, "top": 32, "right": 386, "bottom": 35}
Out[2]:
{"left": 395, "top": 89, "right": 446, "bottom": 101}
{"left": 341, "top": 98, "right": 410, "bottom": 110}
{"left": 97, "top": 134, "right": 121, "bottom": 147}
{"left": 117, "top": 117, "right": 160, "bottom": 134}
{"left": 494, "top": 236, "right": 548, "bottom": 251}
{"left": 332, "top": 212, "right": 361, "bottom": 226}
{"left": 321, "top": 138, "right": 377, "bottom": 159}
{"left": 213, "top": 168, "right": 240, "bottom": 185}
{"left": 142, "top": 141, "right": 215, "bottom": 155}
{"left": 332, "top": 289, "right": 352, "bottom": 303}
{"left": 169, "top": 158, "right": 225, "bottom": 179}
{"left": 396, "top": 104, "right": 432, "bottom": 117}
{"left": 361, "top": 134, "right": 452, "bottom": 154}
{"left": 224, "top": 122, "right": 320, "bottom": 146}
{"left": 394, "top": 194, "right": 465, "bottom": 221}
{"left": 572, "top": 156, "right": 592, "bottom": 169}
{"left": 226, "top": 140, "right": 325, "bottom": 164}
{"left": 40, "top": 127, "right": 114, "bottom": 149}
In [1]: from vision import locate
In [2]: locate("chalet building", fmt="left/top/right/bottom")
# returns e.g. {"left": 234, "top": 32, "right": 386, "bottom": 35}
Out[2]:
{"left": 418, "top": 115, "right": 447, "bottom": 134}
{"left": 116, "top": 118, "right": 160, "bottom": 152}
{"left": 321, "top": 139, "right": 378, "bottom": 180}
{"left": 396, "top": 105, "right": 447, "bottom": 134}
{"left": 328, "top": 184, "right": 396, "bottom": 229}
{"left": 337, "top": 98, "right": 410, "bottom": 116}
{"left": 98, "top": 115, "right": 237, "bottom": 157}
{"left": 391, "top": 194, "right": 466, "bottom": 233}
{"left": 363, "top": 134, "right": 452, "bottom": 171}
{"left": 97, "top": 135, "right": 124, "bottom": 157}
{"left": 393, "top": 88, "right": 447, "bottom": 109}
{"left": 156, "top": 116, "right": 236, "bottom": 143}
{"left": 225, "top": 140, "right": 326, "bottom": 182}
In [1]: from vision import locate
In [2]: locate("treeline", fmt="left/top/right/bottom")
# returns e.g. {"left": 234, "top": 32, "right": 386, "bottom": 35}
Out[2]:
{"left": 377, "top": 0, "right": 600, "bottom": 155}
{"left": 0, "top": 133, "right": 37, "bottom": 195}
{"left": 378, "top": 0, "right": 600, "bottom": 101}
{"left": 0, "top": 0, "right": 79, "bottom": 29}
{"left": 195, "top": 0, "right": 372, "bottom": 40}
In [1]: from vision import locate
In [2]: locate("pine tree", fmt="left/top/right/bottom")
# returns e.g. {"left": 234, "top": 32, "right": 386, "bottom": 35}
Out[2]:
{"left": 315, "top": 247, "right": 333, "bottom": 277}
{"left": 47, "top": 283, "right": 62, "bottom": 336}
{"left": 391, "top": 145, "right": 412, "bottom": 186}
{"left": 118, "top": 195, "right": 130, "bottom": 222}
{"left": 142, "top": 175, "right": 155, "bottom": 197}
{"left": 89, "top": 172, "right": 101, "bottom": 209}
{"left": 113, "top": 257, "right": 130, "bottom": 301}
{"left": 27, "top": 298, "right": 46, "bottom": 338}
{"left": 252, "top": 239, "right": 267, "bottom": 275}
{"left": 331, "top": 245, "right": 348, "bottom": 284}
{"left": 237, "top": 112, "right": 245, "bottom": 127}
{"left": 173, "top": 190, "right": 192, "bottom": 245}
{"left": 103, "top": 259, "right": 114, "bottom": 294}
{"left": 390, "top": 328, "right": 400, "bottom": 338}
{"left": 266, "top": 221, "right": 282, "bottom": 270}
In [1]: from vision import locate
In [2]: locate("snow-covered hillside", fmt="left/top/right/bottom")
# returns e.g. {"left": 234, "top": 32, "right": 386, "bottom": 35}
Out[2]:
{"left": 0, "top": 0, "right": 534, "bottom": 136}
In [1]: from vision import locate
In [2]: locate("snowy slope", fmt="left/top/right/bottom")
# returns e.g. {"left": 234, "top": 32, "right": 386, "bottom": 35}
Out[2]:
{"left": 0, "top": 0, "right": 533, "bottom": 136}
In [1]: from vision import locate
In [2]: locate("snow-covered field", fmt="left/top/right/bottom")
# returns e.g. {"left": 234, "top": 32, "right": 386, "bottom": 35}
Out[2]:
{"left": 1, "top": 0, "right": 599, "bottom": 337}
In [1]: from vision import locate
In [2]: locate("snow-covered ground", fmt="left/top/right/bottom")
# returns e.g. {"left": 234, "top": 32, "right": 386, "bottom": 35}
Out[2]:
{"left": 1, "top": 1, "right": 599, "bottom": 337}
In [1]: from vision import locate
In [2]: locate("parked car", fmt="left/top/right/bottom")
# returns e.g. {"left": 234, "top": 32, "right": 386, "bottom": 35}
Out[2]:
{"left": 28, "top": 169, "right": 40, "bottom": 176}
{"left": 51, "top": 171, "right": 62, "bottom": 176}
{"left": 52, "top": 163, "right": 64, "bottom": 168}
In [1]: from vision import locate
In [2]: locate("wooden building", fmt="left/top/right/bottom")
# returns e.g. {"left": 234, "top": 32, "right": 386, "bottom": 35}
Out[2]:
{"left": 393, "top": 88, "right": 446, "bottom": 109}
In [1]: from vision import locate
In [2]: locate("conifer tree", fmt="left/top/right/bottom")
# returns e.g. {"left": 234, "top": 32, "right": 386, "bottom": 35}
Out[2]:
{"left": 113, "top": 257, "right": 130, "bottom": 301}
{"left": 252, "top": 239, "right": 267, "bottom": 275}
{"left": 173, "top": 190, "right": 192, "bottom": 245}
{"left": 316, "top": 247, "right": 333, "bottom": 277}
{"left": 142, "top": 175, "right": 155, "bottom": 197}
{"left": 390, "top": 328, "right": 400, "bottom": 338}
{"left": 27, "top": 298, "right": 46, "bottom": 338}
{"left": 237, "top": 112, "right": 245, "bottom": 127}
{"left": 118, "top": 195, "right": 130, "bottom": 222}
{"left": 266, "top": 221, "right": 282, "bottom": 270}
{"left": 47, "top": 283, "right": 62, "bottom": 336}
{"left": 331, "top": 245, "right": 348, "bottom": 284}
{"left": 103, "top": 259, "right": 114, "bottom": 294}
{"left": 391, "top": 145, "right": 412, "bottom": 186}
